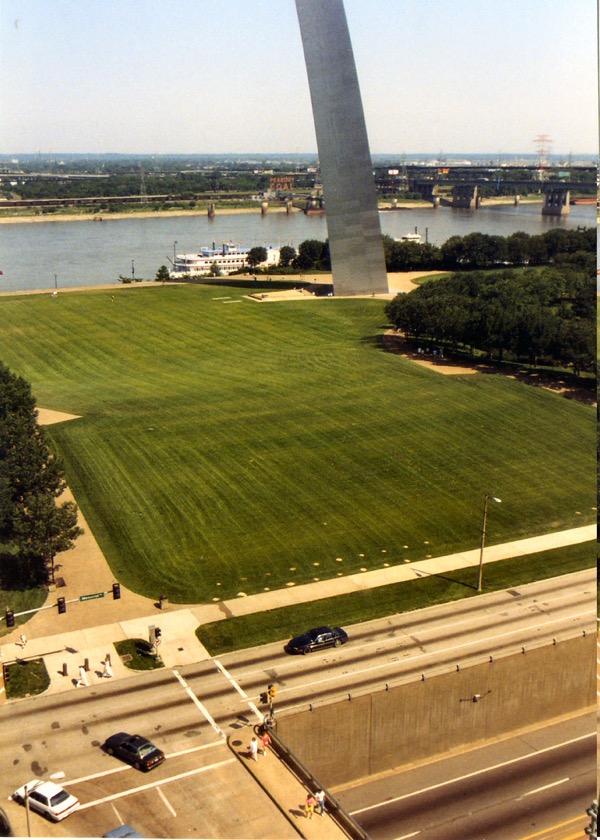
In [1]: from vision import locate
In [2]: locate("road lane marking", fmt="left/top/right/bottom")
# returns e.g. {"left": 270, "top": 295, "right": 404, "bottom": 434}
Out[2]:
{"left": 517, "top": 814, "right": 587, "bottom": 839}
{"left": 69, "top": 765, "right": 131, "bottom": 784}
{"left": 78, "top": 759, "right": 236, "bottom": 810}
{"left": 521, "top": 777, "right": 569, "bottom": 797}
{"left": 172, "top": 669, "right": 226, "bottom": 739}
{"left": 280, "top": 613, "right": 595, "bottom": 700}
{"left": 157, "top": 786, "right": 177, "bottom": 816}
{"left": 66, "top": 742, "right": 225, "bottom": 786}
{"left": 350, "top": 733, "right": 593, "bottom": 815}
{"left": 213, "top": 658, "right": 263, "bottom": 720}
{"left": 110, "top": 803, "right": 123, "bottom": 824}
{"left": 167, "top": 741, "right": 224, "bottom": 759}
{"left": 395, "top": 832, "right": 421, "bottom": 839}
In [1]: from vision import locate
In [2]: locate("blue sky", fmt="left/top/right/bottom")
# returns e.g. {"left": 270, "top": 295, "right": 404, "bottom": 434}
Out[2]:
{"left": 0, "top": 0, "right": 597, "bottom": 155}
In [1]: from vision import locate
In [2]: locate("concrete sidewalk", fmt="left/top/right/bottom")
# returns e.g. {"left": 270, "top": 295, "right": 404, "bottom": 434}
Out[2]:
{"left": 231, "top": 736, "right": 349, "bottom": 839}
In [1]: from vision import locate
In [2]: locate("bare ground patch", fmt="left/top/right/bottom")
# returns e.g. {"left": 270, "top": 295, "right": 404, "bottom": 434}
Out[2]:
{"left": 383, "top": 332, "right": 596, "bottom": 405}
{"left": 37, "top": 408, "right": 82, "bottom": 425}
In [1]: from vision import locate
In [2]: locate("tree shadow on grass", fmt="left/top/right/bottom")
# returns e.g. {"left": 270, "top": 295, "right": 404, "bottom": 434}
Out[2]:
{"left": 0, "top": 549, "right": 46, "bottom": 590}
{"left": 359, "top": 334, "right": 385, "bottom": 350}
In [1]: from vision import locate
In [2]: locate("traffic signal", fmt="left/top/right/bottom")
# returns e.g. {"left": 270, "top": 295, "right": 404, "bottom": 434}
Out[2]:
{"left": 112, "top": 582, "right": 121, "bottom": 600}
{"left": 585, "top": 800, "right": 598, "bottom": 837}
{"left": 57, "top": 597, "right": 66, "bottom": 614}
{"left": 154, "top": 627, "right": 161, "bottom": 639}
{"left": 268, "top": 684, "right": 276, "bottom": 699}
{"left": 260, "top": 692, "right": 268, "bottom": 704}
{"left": 5, "top": 610, "right": 14, "bottom": 628}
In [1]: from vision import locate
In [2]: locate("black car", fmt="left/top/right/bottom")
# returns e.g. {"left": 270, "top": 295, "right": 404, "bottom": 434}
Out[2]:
{"left": 103, "top": 733, "right": 165, "bottom": 771}
{"left": 285, "top": 625, "right": 348, "bottom": 654}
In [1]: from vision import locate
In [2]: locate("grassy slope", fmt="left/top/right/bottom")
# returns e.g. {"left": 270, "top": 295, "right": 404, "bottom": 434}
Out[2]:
{"left": 0, "top": 285, "right": 595, "bottom": 603}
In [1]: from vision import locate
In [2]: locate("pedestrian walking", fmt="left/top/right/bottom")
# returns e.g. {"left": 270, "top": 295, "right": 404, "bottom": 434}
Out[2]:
{"left": 260, "top": 731, "right": 271, "bottom": 756}
{"left": 249, "top": 737, "right": 259, "bottom": 762}
{"left": 102, "top": 660, "right": 113, "bottom": 678}
{"left": 315, "top": 789, "right": 326, "bottom": 816}
{"left": 76, "top": 666, "right": 89, "bottom": 688}
{"left": 19, "top": 634, "right": 27, "bottom": 648}
{"left": 305, "top": 793, "right": 316, "bottom": 819}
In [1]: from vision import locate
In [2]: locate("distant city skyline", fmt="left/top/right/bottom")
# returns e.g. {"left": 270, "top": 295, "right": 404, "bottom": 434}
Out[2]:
{"left": 1, "top": 0, "right": 597, "bottom": 156}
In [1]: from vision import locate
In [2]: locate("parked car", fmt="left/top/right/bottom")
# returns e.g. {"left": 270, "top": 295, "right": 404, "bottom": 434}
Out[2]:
{"left": 103, "top": 733, "right": 165, "bottom": 771}
{"left": 12, "top": 780, "right": 80, "bottom": 821}
{"left": 285, "top": 625, "right": 348, "bottom": 654}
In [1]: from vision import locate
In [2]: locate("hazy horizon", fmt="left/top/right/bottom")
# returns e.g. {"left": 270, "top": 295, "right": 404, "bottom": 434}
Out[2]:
{"left": 2, "top": 0, "right": 597, "bottom": 157}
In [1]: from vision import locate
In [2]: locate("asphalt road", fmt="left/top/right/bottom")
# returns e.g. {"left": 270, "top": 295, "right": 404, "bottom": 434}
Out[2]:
{"left": 1, "top": 570, "right": 594, "bottom": 838}
{"left": 0, "top": 668, "right": 296, "bottom": 839}
{"left": 214, "top": 569, "right": 596, "bottom": 715}
{"left": 335, "top": 713, "right": 596, "bottom": 840}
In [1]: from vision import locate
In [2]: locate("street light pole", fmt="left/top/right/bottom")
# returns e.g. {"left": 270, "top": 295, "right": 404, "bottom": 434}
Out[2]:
{"left": 23, "top": 780, "right": 44, "bottom": 837}
{"left": 174, "top": 240, "right": 177, "bottom": 264}
{"left": 477, "top": 494, "right": 501, "bottom": 592}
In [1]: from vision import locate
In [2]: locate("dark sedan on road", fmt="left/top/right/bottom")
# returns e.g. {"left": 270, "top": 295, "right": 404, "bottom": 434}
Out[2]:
{"left": 103, "top": 733, "right": 165, "bottom": 771}
{"left": 285, "top": 625, "right": 348, "bottom": 654}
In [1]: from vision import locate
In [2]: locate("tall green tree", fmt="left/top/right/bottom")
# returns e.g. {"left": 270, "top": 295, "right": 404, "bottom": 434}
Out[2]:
{"left": 278, "top": 245, "right": 296, "bottom": 267}
{"left": 246, "top": 246, "right": 268, "bottom": 268}
{"left": 0, "top": 362, "right": 83, "bottom": 586}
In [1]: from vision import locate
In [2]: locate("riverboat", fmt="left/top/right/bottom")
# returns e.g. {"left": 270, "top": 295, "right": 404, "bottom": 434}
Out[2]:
{"left": 395, "top": 232, "right": 422, "bottom": 244}
{"left": 169, "top": 242, "right": 280, "bottom": 278}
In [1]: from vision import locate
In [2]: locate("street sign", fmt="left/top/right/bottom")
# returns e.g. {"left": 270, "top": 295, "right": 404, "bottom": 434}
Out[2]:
{"left": 79, "top": 592, "right": 105, "bottom": 602}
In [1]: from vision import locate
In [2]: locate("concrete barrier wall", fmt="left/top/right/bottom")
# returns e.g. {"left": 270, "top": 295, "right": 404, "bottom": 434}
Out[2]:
{"left": 277, "top": 635, "right": 595, "bottom": 786}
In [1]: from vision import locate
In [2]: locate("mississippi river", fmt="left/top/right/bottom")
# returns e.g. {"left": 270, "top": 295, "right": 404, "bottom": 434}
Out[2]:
{"left": 0, "top": 202, "right": 594, "bottom": 293}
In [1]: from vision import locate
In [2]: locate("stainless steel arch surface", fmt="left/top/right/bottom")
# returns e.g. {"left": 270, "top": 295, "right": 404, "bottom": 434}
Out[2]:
{"left": 295, "top": 0, "right": 389, "bottom": 296}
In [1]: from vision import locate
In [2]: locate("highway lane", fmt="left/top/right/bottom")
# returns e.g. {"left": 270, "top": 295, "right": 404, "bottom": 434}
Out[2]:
{"left": 214, "top": 570, "right": 595, "bottom": 714}
{"left": 333, "top": 714, "right": 595, "bottom": 840}
{"left": 0, "top": 571, "right": 593, "bottom": 837}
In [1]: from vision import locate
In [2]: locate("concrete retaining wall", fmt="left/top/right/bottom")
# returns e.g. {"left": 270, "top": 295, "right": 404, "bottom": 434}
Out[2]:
{"left": 277, "top": 635, "right": 595, "bottom": 786}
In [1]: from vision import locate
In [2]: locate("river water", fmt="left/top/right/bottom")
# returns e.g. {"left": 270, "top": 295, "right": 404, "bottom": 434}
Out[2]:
{"left": 0, "top": 203, "right": 594, "bottom": 293}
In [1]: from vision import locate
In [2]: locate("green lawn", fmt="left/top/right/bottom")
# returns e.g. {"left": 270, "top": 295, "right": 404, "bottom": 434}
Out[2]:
{"left": 0, "top": 284, "right": 595, "bottom": 603}
{"left": 196, "top": 542, "right": 594, "bottom": 655}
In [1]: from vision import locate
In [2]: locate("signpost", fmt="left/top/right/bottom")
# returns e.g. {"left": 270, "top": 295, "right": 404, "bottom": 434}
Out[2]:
{"left": 79, "top": 592, "right": 105, "bottom": 602}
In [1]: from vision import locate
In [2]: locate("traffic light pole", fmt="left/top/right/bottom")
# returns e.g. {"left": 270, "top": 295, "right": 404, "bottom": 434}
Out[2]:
{"left": 2, "top": 584, "right": 123, "bottom": 625}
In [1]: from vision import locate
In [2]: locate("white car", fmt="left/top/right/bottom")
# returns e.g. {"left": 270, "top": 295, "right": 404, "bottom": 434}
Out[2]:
{"left": 12, "top": 779, "right": 80, "bottom": 821}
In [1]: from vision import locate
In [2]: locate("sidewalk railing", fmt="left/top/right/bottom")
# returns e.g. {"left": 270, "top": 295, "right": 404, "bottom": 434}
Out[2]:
{"left": 266, "top": 728, "right": 369, "bottom": 840}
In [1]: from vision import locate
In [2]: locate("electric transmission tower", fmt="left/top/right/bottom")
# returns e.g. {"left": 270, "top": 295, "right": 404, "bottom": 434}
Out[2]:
{"left": 533, "top": 134, "right": 552, "bottom": 179}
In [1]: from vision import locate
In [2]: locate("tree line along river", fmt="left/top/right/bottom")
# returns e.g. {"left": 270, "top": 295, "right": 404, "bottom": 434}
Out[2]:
{"left": 0, "top": 202, "right": 595, "bottom": 293}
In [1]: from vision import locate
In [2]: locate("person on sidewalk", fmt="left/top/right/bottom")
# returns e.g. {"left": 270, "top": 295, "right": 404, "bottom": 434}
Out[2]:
{"left": 305, "top": 793, "right": 316, "bottom": 819}
{"left": 249, "top": 737, "right": 259, "bottom": 762}
{"left": 259, "top": 730, "right": 271, "bottom": 756}
{"left": 315, "top": 789, "right": 326, "bottom": 816}
{"left": 102, "top": 660, "right": 113, "bottom": 678}
{"left": 19, "top": 634, "right": 27, "bottom": 648}
{"left": 76, "top": 666, "right": 89, "bottom": 688}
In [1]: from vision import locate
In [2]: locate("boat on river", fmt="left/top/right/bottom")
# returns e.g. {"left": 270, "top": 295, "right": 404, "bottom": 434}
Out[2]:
{"left": 395, "top": 232, "right": 422, "bottom": 244}
{"left": 169, "top": 242, "right": 280, "bottom": 278}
